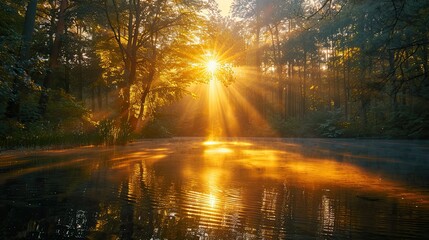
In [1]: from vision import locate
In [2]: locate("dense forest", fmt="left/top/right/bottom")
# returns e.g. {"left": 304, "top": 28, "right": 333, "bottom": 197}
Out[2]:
{"left": 1, "top": 0, "right": 429, "bottom": 148}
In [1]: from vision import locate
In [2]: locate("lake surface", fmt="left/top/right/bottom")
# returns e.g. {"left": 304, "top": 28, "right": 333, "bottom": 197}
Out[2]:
{"left": 1, "top": 138, "right": 429, "bottom": 239}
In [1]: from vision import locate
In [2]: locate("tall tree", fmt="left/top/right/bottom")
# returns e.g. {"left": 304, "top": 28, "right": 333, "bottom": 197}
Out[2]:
{"left": 103, "top": 0, "right": 209, "bottom": 130}
{"left": 5, "top": 0, "right": 38, "bottom": 119}
{"left": 38, "top": 0, "right": 68, "bottom": 116}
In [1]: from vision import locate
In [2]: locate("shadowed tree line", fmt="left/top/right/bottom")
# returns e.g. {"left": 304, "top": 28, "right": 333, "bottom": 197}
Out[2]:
{"left": 225, "top": 0, "right": 429, "bottom": 138}
{"left": 1, "top": 0, "right": 428, "bottom": 148}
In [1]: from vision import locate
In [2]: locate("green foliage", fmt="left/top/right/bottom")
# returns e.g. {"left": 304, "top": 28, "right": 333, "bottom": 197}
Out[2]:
{"left": 0, "top": 1, "right": 24, "bottom": 37}
{"left": 269, "top": 114, "right": 305, "bottom": 137}
{"left": 0, "top": 118, "right": 99, "bottom": 150}
{"left": 269, "top": 105, "right": 429, "bottom": 139}
{"left": 0, "top": 90, "right": 102, "bottom": 149}
{"left": 270, "top": 110, "right": 348, "bottom": 138}
{"left": 384, "top": 106, "right": 429, "bottom": 139}
{"left": 96, "top": 119, "right": 133, "bottom": 146}
{"left": 0, "top": 81, "right": 12, "bottom": 116}
{"left": 274, "top": 111, "right": 420, "bottom": 139}
{"left": 96, "top": 119, "right": 119, "bottom": 146}
{"left": 45, "top": 90, "right": 88, "bottom": 123}
{"left": 140, "top": 119, "right": 172, "bottom": 138}
{"left": 317, "top": 110, "right": 346, "bottom": 138}
{"left": 0, "top": 35, "right": 20, "bottom": 84}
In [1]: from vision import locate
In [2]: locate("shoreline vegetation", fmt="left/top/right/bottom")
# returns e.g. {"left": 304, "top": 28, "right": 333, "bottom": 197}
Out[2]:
{"left": 0, "top": 136, "right": 429, "bottom": 154}
{"left": 1, "top": 94, "right": 428, "bottom": 150}
{"left": 1, "top": 122, "right": 427, "bottom": 151}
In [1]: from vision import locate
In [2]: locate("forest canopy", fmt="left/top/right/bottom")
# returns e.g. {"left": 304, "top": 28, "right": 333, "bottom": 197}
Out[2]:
{"left": 1, "top": 0, "right": 429, "bottom": 148}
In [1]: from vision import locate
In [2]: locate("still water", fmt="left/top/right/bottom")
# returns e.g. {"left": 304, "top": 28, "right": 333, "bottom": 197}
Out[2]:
{"left": 1, "top": 138, "right": 429, "bottom": 239}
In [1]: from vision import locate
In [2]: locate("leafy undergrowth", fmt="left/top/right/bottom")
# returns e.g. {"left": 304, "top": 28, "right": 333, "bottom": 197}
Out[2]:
{"left": 0, "top": 91, "right": 134, "bottom": 150}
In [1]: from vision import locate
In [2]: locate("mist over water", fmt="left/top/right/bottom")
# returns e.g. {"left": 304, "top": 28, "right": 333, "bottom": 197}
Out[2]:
{"left": 1, "top": 138, "right": 428, "bottom": 239}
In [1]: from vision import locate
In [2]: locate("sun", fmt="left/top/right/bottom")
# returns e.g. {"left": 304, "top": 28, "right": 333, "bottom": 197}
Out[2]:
{"left": 207, "top": 59, "right": 219, "bottom": 74}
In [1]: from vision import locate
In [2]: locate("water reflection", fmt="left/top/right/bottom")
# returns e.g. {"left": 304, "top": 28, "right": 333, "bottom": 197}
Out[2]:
{"left": 0, "top": 138, "right": 429, "bottom": 239}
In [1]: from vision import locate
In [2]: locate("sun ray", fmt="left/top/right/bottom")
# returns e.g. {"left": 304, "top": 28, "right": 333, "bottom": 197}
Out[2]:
{"left": 161, "top": 30, "right": 280, "bottom": 139}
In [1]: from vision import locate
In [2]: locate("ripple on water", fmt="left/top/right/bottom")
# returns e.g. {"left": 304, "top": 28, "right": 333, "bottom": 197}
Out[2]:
{"left": 1, "top": 139, "right": 429, "bottom": 239}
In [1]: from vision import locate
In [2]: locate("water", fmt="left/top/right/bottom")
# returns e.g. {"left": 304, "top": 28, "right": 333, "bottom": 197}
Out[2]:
{"left": 1, "top": 138, "right": 428, "bottom": 239}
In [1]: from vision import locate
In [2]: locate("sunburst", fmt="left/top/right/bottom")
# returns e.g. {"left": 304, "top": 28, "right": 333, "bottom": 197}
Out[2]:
{"left": 206, "top": 59, "right": 219, "bottom": 74}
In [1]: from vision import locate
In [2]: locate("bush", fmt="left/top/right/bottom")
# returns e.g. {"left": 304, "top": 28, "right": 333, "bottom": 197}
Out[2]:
{"left": 139, "top": 118, "right": 172, "bottom": 138}
{"left": 269, "top": 109, "right": 348, "bottom": 138}
{"left": 0, "top": 119, "right": 99, "bottom": 149}
{"left": 0, "top": 90, "right": 103, "bottom": 149}
{"left": 316, "top": 109, "right": 345, "bottom": 138}
{"left": 384, "top": 105, "right": 429, "bottom": 139}
{"left": 269, "top": 115, "right": 311, "bottom": 137}
{"left": 96, "top": 119, "right": 133, "bottom": 145}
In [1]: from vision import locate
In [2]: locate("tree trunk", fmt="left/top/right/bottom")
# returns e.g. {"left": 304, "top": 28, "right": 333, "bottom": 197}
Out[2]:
{"left": 39, "top": 0, "right": 68, "bottom": 116}
{"left": 334, "top": 46, "right": 341, "bottom": 109}
{"left": 343, "top": 47, "right": 348, "bottom": 119}
{"left": 388, "top": 50, "right": 398, "bottom": 117}
{"left": 302, "top": 50, "right": 307, "bottom": 117}
{"left": 91, "top": 85, "right": 96, "bottom": 111}
{"left": 77, "top": 25, "right": 84, "bottom": 101}
{"left": 21, "top": 0, "right": 38, "bottom": 59}
{"left": 120, "top": 59, "right": 132, "bottom": 123}
{"left": 360, "top": 52, "right": 369, "bottom": 127}
{"left": 5, "top": 0, "right": 38, "bottom": 119}
{"left": 64, "top": 65, "right": 70, "bottom": 93}
{"left": 97, "top": 85, "right": 103, "bottom": 110}
{"left": 422, "top": 36, "right": 429, "bottom": 90}
{"left": 63, "top": 21, "right": 70, "bottom": 93}
{"left": 135, "top": 66, "right": 155, "bottom": 131}
{"left": 105, "top": 87, "right": 109, "bottom": 109}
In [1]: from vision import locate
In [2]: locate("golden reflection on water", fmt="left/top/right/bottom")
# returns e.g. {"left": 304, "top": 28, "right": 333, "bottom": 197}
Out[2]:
{"left": 177, "top": 139, "right": 429, "bottom": 238}
{"left": 204, "top": 147, "right": 233, "bottom": 154}
{"left": 200, "top": 140, "right": 429, "bottom": 204}
{"left": 1, "top": 139, "right": 429, "bottom": 239}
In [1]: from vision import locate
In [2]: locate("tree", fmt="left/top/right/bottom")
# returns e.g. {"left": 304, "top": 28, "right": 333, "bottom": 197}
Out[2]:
{"left": 103, "top": 0, "right": 211, "bottom": 130}
{"left": 4, "top": 0, "right": 38, "bottom": 119}
{"left": 38, "top": 0, "right": 68, "bottom": 116}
